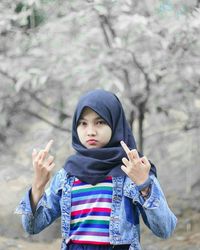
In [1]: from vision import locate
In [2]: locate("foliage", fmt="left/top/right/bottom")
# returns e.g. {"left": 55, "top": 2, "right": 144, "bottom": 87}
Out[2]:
{"left": 14, "top": 1, "right": 46, "bottom": 29}
{"left": 0, "top": 0, "right": 200, "bottom": 151}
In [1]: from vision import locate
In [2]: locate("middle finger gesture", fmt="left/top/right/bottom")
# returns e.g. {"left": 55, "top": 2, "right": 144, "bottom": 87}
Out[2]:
{"left": 120, "top": 141, "right": 150, "bottom": 185}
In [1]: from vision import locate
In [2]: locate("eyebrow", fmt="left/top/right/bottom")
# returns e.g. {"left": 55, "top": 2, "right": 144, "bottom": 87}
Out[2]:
{"left": 79, "top": 116, "right": 103, "bottom": 121}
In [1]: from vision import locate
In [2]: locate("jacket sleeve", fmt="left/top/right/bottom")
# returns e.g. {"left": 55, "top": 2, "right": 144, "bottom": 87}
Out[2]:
{"left": 124, "top": 175, "right": 177, "bottom": 239}
{"left": 15, "top": 168, "right": 66, "bottom": 234}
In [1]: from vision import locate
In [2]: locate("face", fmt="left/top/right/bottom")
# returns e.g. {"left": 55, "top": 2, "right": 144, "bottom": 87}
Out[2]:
{"left": 77, "top": 108, "right": 112, "bottom": 149}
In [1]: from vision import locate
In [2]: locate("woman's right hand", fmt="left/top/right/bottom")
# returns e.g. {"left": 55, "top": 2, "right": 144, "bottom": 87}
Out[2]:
{"left": 31, "top": 140, "right": 55, "bottom": 210}
{"left": 32, "top": 139, "right": 55, "bottom": 190}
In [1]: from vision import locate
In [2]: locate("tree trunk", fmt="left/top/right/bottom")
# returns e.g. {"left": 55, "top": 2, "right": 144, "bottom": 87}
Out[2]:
{"left": 138, "top": 104, "right": 145, "bottom": 154}
{"left": 129, "top": 109, "right": 135, "bottom": 130}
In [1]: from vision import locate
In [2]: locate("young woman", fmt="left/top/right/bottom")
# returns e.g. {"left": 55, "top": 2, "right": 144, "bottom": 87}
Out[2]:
{"left": 16, "top": 89, "right": 177, "bottom": 250}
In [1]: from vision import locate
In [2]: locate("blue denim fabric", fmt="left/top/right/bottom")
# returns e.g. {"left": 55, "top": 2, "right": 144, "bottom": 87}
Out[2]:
{"left": 16, "top": 169, "right": 177, "bottom": 250}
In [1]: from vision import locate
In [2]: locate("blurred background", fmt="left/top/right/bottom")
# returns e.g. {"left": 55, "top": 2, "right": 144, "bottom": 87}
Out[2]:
{"left": 0, "top": 0, "right": 200, "bottom": 249}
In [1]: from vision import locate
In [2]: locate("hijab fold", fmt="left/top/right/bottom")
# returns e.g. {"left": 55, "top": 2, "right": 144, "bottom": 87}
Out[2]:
{"left": 64, "top": 89, "right": 156, "bottom": 185}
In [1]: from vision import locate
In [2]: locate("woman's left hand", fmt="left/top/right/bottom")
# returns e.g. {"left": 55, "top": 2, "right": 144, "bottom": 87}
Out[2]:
{"left": 120, "top": 141, "right": 150, "bottom": 185}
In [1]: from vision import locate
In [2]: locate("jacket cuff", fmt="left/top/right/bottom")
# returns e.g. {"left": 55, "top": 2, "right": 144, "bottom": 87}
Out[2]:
{"left": 136, "top": 177, "right": 152, "bottom": 191}
{"left": 124, "top": 175, "right": 161, "bottom": 208}
{"left": 15, "top": 188, "right": 49, "bottom": 215}
{"left": 142, "top": 176, "right": 161, "bottom": 209}
{"left": 15, "top": 188, "right": 33, "bottom": 215}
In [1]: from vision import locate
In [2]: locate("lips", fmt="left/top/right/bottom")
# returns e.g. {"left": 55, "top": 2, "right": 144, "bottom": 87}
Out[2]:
{"left": 87, "top": 139, "right": 98, "bottom": 145}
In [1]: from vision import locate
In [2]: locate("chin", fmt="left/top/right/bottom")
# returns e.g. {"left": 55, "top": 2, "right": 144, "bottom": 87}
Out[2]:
{"left": 85, "top": 144, "right": 101, "bottom": 149}
{"left": 87, "top": 146, "right": 99, "bottom": 149}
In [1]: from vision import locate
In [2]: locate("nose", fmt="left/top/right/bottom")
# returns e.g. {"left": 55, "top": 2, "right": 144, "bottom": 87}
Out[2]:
{"left": 87, "top": 124, "right": 96, "bottom": 136}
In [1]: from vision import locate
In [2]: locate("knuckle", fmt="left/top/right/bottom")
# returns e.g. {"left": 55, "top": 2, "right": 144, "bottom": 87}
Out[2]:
{"left": 136, "top": 160, "right": 140, "bottom": 165}
{"left": 48, "top": 158, "right": 54, "bottom": 164}
{"left": 40, "top": 150, "right": 46, "bottom": 156}
{"left": 38, "top": 160, "right": 43, "bottom": 166}
{"left": 39, "top": 149, "right": 44, "bottom": 155}
{"left": 34, "top": 159, "right": 38, "bottom": 165}
{"left": 128, "top": 151, "right": 132, "bottom": 157}
{"left": 127, "top": 169, "right": 131, "bottom": 175}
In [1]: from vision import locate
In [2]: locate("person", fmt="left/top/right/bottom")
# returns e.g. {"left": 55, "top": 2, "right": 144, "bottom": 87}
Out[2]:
{"left": 16, "top": 89, "right": 177, "bottom": 250}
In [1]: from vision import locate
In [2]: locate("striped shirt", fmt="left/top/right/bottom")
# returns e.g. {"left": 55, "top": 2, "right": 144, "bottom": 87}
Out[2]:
{"left": 69, "top": 176, "right": 113, "bottom": 245}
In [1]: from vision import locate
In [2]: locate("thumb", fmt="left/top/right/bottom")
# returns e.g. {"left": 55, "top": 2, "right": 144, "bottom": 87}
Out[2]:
{"left": 32, "top": 148, "right": 37, "bottom": 160}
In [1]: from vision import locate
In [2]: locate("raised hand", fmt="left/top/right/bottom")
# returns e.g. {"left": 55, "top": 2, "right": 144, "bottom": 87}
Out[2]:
{"left": 31, "top": 140, "right": 55, "bottom": 210}
{"left": 120, "top": 141, "right": 150, "bottom": 185}
{"left": 32, "top": 139, "right": 55, "bottom": 190}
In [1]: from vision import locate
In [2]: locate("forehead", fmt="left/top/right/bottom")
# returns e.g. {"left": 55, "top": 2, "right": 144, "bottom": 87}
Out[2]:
{"left": 79, "top": 107, "right": 101, "bottom": 119}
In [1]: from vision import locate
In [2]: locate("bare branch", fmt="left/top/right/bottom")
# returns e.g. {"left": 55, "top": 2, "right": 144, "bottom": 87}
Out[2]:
{"left": 103, "top": 14, "right": 116, "bottom": 39}
{"left": 94, "top": 7, "right": 116, "bottom": 48}
{"left": 130, "top": 52, "right": 151, "bottom": 93}
{"left": 21, "top": 88, "right": 71, "bottom": 119}
{"left": 0, "top": 69, "right": 16, "bottom": 82}
{"left": 97, "top": 14, "right": 111, "bottom": 48}
{"left": 184, "top": 123, "right": 200, "bottom": 131}
{"left": 22, "top": 108, "right": 71, "bottom": 132}
{"left": 122, "top": 68, "right": 132, "bottom": 90}
{"left": 0, "top": 69, "right": 71, "bottom": 119}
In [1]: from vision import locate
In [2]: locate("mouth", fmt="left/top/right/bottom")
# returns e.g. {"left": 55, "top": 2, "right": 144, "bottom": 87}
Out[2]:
{"left": 86, "top": 139, "right": 98, "bottom": 145}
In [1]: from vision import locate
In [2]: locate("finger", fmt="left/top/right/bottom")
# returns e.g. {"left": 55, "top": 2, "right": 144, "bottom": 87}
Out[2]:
{"left": 46, "top": 155, "right": 54, "bottom": 166}
{"left": 121, "top": 165, "right": 128, "bottom": 175}
{"left": 35, "top": 149, "right": 46, "bottom": 162}
{"left": 32, "top": 148, "right": 37, "bottom": 161}
{"left": 120, "top": 141, "right": 131, "bottom": 156}
{"left": 122, "top": 157, "right": 130, "bottom": 167}
{"left": 47, "top": 162, "right": 55, "bottom": 172}
{"left": 44, "top": 139, "right": 54, "bottom": 153}
{"left": 127, "top": 150, "right": 136, "bottom": 162}
{"left": 39, "top": 140, "right": 54, "bottom": 162}
{"left": 130, "top": 149, "right": 140, "bottom": 160}
{"left": 121, "top": 141, "right": 139, "bottom": 162}
{"left": 141, "top": 156, "right": 150, "bottom": 167}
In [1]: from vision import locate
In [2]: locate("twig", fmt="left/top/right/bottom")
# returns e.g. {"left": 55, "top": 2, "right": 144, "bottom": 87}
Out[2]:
{"left": 0, "top": 69, "right": 71, "bottom": 119}
{"left": 22, "top": 108, "right": 71, "bottom": 132}
{"left": 21, "top": 88, "right": 71, "bottom": 119}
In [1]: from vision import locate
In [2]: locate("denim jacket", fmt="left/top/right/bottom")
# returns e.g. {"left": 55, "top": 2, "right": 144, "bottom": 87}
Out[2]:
{"left": 16, "top": 169, "right": 177, "bottom": 250}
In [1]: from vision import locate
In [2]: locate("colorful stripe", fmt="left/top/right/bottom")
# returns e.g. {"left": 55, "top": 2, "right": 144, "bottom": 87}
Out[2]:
{"left": 69, "top": 176, "right": 113, "bottom": 245}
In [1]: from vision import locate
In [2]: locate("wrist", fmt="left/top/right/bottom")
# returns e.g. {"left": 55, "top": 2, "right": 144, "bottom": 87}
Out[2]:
{"left": 32, "top": 177, "right": 46, "bottom": 191}
{"left": 136, "top": 177, "right": 152, "bottom": 200}
{"left": 31, "top": 185, "right": 44, "bottom": 212}
{"left": 32, "top": 185, "right": 44, "bottom": 194}
{"left": 136, "top": 176, "right": 151, "bottom": 191}
{"left": 31, "top": 186, "right": 44, "bottom": 200}
{"left": 32, "top": 181, "right": 45, "bottom": 198}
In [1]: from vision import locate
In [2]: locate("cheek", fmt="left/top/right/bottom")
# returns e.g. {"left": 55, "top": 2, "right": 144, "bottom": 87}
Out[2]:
{"left": 103, "top": 127, "right": 112, "bottom": 141}
{"left": 77, "top": 127, "right": 84, "bottom": 139}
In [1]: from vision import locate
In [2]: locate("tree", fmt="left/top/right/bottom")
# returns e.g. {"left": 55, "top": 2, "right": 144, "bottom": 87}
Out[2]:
{"left": 0, "top": 0, "right": 199, "bottom": 154}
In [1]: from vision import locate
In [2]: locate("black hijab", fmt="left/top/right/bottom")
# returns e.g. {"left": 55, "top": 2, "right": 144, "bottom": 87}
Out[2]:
{"left": 64, "top": 89, "right": 156, "bottom": 184}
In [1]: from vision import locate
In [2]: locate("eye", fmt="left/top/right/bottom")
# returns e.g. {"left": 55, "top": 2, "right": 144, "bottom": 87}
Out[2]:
{"left": 78, "top": 120, "right": 87, "bottom": 126}
{"left": 96, "top": 119, "right": 107, "bottom": 125}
